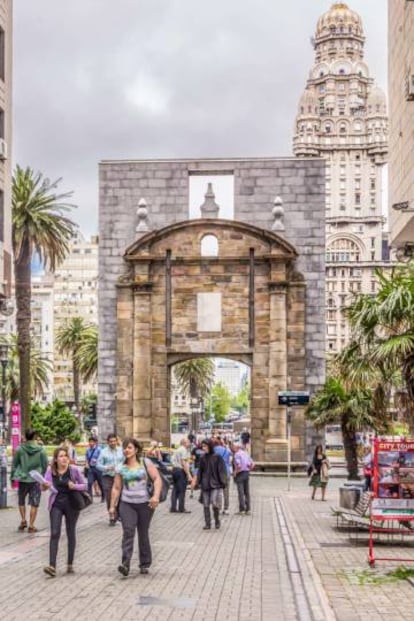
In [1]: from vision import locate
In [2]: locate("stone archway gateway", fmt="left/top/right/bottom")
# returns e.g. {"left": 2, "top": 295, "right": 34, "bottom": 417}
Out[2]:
{"left": 98, "top": 157, "right": 326, "bottom": 465}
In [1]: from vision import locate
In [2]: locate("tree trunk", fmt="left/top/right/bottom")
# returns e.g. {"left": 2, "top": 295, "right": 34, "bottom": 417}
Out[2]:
{"left": 73, "top": 360, "right": 80, "bottom": 414}
{"left": 14, "top": 239, "right": 32, "bottom": 431}
{"left": 341, "top": 416, "right": 359, "bottom": 480}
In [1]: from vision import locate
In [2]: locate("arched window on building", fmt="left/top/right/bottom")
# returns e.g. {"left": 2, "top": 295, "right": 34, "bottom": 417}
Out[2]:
{"left": 326, "top": 238, "right": 361, "bottom": 263}
{"left": 201, "top": 234, "right": 218, "bottom": 257}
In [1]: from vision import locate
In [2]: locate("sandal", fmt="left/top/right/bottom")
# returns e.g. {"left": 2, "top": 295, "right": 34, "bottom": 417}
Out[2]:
{"left": 43, "top": 565, "right": 56, "bottom": 577}
{"left": 17, "top": 521, "right": 27, "bottom": 531}
{"left": 28, "top": 526, "right": 38, "bottom": 533}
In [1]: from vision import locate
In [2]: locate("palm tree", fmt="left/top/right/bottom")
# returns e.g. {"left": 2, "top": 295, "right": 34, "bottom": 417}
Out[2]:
{"left": 305, "top": 376, "right": 384, "bottom": 479}
{"left": 56, "top": 317, "right": 91, "bottom": 412}
{"left": 344, "top": 261, "right": 414, "bottom": 430}
{"left": 12, "top": 165, "right": 77, "bottom": 428}
{"left": 174, "top": 358, "right": 215, "bottom": 400}
{"left": 75, "top": 324, "right": 98, "bottom": 383}
{"left": 0, "top": 335, "right": 52, "bottom": 402}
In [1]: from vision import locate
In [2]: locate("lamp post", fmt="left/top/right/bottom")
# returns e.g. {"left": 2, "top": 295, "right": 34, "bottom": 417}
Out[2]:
{"left": 0, "top": 341, "right": 9, "bottom": 509}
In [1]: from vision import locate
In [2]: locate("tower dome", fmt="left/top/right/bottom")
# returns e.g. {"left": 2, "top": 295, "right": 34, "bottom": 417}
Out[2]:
{"left": 316, "top": 2, "right": 364, "bottom": 40}
{"left": 366, "top": 84, "right": 387, "bottom": 116}
{"left": 298, "top": 88, "right": 317, "bottom": 115}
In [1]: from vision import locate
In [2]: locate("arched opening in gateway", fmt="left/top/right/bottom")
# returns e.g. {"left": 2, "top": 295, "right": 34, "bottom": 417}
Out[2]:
{"left": 168, "top": 355, "right": 251, "bottom": 447}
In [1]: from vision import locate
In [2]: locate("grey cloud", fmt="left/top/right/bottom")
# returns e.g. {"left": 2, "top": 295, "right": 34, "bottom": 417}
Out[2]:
{"left": 13, "top": 0, "right": 387, "bottom": 234}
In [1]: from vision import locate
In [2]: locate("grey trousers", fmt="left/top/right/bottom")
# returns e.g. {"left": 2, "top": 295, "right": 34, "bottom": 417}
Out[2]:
{"left": 235, "top": 472, "right": 250, "bottom": 512}
{"left": 118, "top": 501, "right": 154, "bottom": 568}
{"left": 102, "top": 476, "right": 115, "bottom": 512}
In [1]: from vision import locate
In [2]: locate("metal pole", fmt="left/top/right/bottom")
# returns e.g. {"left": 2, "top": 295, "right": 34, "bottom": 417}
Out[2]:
{"left": 0, "top": 360, "right": 7, "bottom": 508}
{"left": 287, "top": 407, "right": 292, "bottom": 492}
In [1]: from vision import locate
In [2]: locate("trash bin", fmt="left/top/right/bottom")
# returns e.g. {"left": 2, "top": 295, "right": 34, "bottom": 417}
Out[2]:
{"left": 339, "top": 486, "right": 360, "bottom": 509}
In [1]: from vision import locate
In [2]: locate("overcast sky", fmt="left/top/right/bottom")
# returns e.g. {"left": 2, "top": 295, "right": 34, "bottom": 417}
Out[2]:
{"left": 13, "top": 0, "right": 387, "bottom": 235}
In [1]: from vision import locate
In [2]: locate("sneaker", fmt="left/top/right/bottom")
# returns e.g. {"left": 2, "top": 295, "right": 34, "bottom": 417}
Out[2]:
{"left": 203, "top": 524, "right": 211, "bottom": 530}
{"left": 140, "top": 566, "right": 150, "bottom": 574}
{"left": 215, "top": 522, "right": 220, "bottom": 529}
{"left": 245, "top": 511, "right": 251, "bottom": 516}
{"left": 236, "top": 511, "right": 246, "bottom": 515}
{"left": 43, "top": 565, "right": 56, "bottom": 577}
{"left": 67, "top": 565, "right": 74, "bottom": 574}
{"left": 117, "top": 563, "right": 130, "bottom": 577}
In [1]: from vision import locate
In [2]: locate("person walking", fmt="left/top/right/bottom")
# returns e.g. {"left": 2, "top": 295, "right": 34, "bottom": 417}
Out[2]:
{"left": 213, "top": 438, "right": 232, "bottom": 515}
{"left": 309, "top": 444, "right": 330, "bottom": 501}
{"left": 42, "top": 447, "right": 87, "bottom": 577}
{"left": 232, "top": 442, "right": 254, "bottom": 515}
{"left": 97, "top": 433, "right": 124, "bottom": 524}
{"left": 61, "top": 438, "right": 77, "bottom": 464}
{"left": 193, "top": 438, "right": 227, "bottom": 530}
{"left": 362, "top": 445, "right": 372, "bottom": 492}
{"left": 170, "top": 438, "right": 192, "bottom": 513}
{"left": 10, "top": 428, "right": 48, "bottom": 533}
{"left": 109, "top": 438, "right": 162, "bottom": 577}
{"left": 84, "top": 436, "right": 104, "bottom": 502}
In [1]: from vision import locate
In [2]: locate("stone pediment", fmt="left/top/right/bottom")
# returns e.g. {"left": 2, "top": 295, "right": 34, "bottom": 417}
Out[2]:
{"left": 124, "top": 219, "right": 297, "bottom": 262}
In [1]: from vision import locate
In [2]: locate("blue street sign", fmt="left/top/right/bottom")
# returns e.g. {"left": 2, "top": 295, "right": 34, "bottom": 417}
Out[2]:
{"left": 278, "top": 391, "right": 310, "bottom": 407}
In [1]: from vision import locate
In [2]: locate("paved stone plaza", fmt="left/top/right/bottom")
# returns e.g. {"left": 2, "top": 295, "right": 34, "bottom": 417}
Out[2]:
{"left": 0, "top": 477, "right": 413, "bottom": 621}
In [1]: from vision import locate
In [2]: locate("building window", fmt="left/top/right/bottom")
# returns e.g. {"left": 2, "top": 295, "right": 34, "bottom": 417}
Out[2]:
{"left": 201, "top": 234, "right": 219, "bottom": 256}
{"left": 326, "top": 238, "right": 361, "bottom": 263}
{"left": 371, "top": 237, "right": 375, "bottom": 248}
{"left": 355, "top": 193, "right": 361, "bottom": 205}
{"left": 370, "top": 179, "right": 375, "bottom": 191}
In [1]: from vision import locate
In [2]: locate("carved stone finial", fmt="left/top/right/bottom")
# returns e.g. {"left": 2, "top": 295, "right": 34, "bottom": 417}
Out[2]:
{"left": 200, "top": 183, "right": 220, "bottom": 218}
{"left": 136, "top": 198, "right": 149, "bottom": 232}
{"left": 272, "top": 196, "right": 285, "bottom": 231}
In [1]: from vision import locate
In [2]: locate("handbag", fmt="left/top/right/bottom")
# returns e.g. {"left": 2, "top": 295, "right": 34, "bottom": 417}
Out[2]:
{"left": 69, "top": 467, "right": 92, "bottom": 511}
{"left": 69, "top": 490, "right": 92, "bottom": 511}
{"left": 143, "top": 459, "right": 170, "bottom": 502}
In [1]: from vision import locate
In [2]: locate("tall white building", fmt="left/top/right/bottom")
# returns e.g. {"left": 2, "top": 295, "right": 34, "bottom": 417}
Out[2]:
{"left": 215, "top": 359, "right": 243, "bottom": 396}
{"left": 293, "top": 2, "right": 390, "bottom": 353}
{"left": 53, "top": 233, "right": 98, "bottom": 400}
{"left": 31, "top": 274, "right": 54, "bottom": 401}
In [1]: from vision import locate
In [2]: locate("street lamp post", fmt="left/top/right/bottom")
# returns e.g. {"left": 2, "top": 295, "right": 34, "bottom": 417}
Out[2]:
{"left": 0, "top": 341, "right": 9, "bottom": 509}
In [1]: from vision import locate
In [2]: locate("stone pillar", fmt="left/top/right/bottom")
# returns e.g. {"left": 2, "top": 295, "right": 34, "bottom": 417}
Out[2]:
{"left": 132, "top": 284, "right": 152, "bottom": 441}
{"left": 268, "top": 282, "right": 288, "bottom": 439}
{"left": 116, "top": 283, "right": 134, "bottom": 438}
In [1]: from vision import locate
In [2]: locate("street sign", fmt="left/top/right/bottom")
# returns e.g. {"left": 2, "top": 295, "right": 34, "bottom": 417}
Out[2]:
{"left": 278, "top": 391, "right": 310, "bottom": 407}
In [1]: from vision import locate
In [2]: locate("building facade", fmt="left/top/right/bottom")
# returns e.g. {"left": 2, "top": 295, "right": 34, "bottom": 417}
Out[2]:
{"left": 215, "top": 359, "right": 244, "bottom": 396}
{"left": 388, "top": 0, "right": 414, "bottom": 254}
{"left": 0, "top": 0, "right": 12, "bottom": 321}
{"left": 53, "top": 233, "right": 98, "bottom": 400}
{"left": 293, "top": 2, "right": 390, "bottom": 353}
{"left": 99, "top": 156, "right": 326, "bottom": 464}
{"left": 31, "top": 274, "right": 54, "bottom": 401}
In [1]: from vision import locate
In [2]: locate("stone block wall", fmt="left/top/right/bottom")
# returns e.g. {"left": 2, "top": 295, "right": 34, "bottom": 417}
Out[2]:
{"left": 99, "top": 157, "right": 326, "bottom": 458}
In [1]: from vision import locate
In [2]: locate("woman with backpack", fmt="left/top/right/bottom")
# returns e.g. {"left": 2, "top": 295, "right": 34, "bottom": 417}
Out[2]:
{"left": 109, "top": 438, "right": 162, "bottom": 577}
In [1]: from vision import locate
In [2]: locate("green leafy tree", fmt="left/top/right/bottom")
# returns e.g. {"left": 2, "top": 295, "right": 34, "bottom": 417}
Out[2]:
{"left": 12, "top": 165, "right": 77, "bottom": 428}
{"left": 31, "top": 400, "right": 81, "bottom": 444}
{"left": 231, "top": 384, "right": 250, "bottom": 414}
{"left": 206, "top": 382, "right": 232, "bottom": 424}
{"left": 174, "top": 358, "right": 215, "bottom": 399}
{"left": 56, "top": 317, "right": 93, "bottom": 413}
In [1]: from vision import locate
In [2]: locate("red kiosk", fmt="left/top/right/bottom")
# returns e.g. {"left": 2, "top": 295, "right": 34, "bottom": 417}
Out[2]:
{"left": 369, "top": 438, "right": 414, "bottom": 566}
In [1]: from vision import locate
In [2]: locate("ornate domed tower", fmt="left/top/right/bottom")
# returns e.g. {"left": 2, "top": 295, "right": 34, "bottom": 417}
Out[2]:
{"left": 293, "top": 2, "right": 389, "bottom": 354}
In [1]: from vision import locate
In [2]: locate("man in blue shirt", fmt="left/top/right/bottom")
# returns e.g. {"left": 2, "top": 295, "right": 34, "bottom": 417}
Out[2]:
{"left": 97, "top": 433, "right": 124, "bottom": 524}
{"left": 85, "top": 436, "right": 104, "bottom": 502}
{"left": 213, "top": 439, "right": 232, "bottom": 515}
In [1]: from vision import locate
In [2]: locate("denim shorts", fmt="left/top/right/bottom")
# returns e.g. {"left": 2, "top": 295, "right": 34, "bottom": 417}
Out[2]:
{"left": 18, "top": 482, "right": 41, "bottom": 507}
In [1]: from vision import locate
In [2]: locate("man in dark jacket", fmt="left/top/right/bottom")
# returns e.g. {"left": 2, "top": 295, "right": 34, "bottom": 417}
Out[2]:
{"left": 192, "top": 438, "right": 226, "bottom": 530}
{"left": 11, "top": 429, "right": 48, "bottom": 532}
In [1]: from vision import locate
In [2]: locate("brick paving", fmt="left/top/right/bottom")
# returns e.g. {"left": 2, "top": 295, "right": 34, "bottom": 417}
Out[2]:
{"left": 1, "top": 478, "right": 414, "bottom": 620}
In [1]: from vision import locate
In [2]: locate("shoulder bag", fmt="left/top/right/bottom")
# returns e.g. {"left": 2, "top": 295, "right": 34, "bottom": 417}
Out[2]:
{"left": 143, "top": 459, "right": 170, "bottom": 503}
